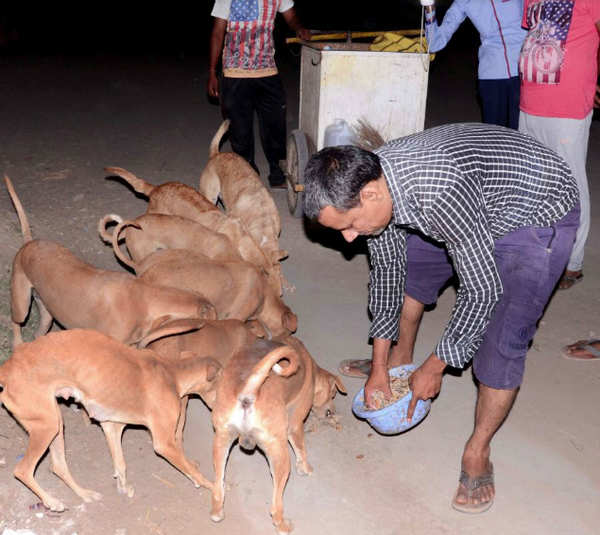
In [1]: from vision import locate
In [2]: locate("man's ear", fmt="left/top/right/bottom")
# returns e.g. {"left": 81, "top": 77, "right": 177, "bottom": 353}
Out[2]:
{"left": 359, "top": 180, "right": 380, "bottom": 202}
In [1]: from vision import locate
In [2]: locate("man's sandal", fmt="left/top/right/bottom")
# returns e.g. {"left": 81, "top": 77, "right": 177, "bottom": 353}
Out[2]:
{"left": 338, "top": 358, "right": 372, "bottom": 378}
{"left": 451, "top": 464, "right": 494, "bottom": 514}
{"left": 562, "top": 339, "right": 600, "bottom": 361}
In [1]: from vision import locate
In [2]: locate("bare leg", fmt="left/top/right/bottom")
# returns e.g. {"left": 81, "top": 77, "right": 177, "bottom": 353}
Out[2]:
{"left": 388, "top": 294, "right": 424, "bottom": 367}
{"left": 454, "top": 384, "right": 518, "bottom": 510}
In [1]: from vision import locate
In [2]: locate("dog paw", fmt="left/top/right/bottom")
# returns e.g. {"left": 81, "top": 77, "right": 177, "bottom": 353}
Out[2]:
{"left": 295, "top": 461, "right": 313, "bottom": 476}
{"left": 117, "top": 481, "right": 135, "bottom": 498}
{"left": 210, "top": 509, "right": 224, "bottom": 522}
{"left": 274, "top": 518, "right": 294, "bottom": 534}
{"left": 81, "top": 489, "right": 103, "bottom": 503}
{"left": 45, "top": 497, "right": 66, "bottom": 512}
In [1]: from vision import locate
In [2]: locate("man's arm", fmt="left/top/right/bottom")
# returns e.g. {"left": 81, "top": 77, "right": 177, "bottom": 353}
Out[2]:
{"left": 423, "top": 0, "right": 469, "bottom": 54}
{"left": 281, "top": 7, "right": 311, "bottom": 41}
{"left": 207, "top": 17, "right": 227, "bottom": 99}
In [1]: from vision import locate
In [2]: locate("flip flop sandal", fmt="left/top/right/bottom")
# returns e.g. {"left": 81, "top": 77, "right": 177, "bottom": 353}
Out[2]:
{"left": 338, "top": 358, "right": 372, "bottom": 378}
{"left": 451, "top": 464, "right": 494, "bottom": 514}
{"left": 562, "top": 339, "right": 600, "bottom": 361}
{"left": 558, "top": 272, "right": 583, "bottom": 290}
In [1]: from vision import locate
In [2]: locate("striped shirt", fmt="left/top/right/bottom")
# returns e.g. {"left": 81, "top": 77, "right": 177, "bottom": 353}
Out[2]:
{"left": 212, "top": 0, "right": 294, "bottom": 77}
{"left": 368, "top": 123, "right": 578, "bottom": 369}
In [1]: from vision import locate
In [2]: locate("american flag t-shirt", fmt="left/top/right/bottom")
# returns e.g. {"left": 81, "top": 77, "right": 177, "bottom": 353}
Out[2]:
{"left": 221, "top": 0, "right": 282, "bottom": 76}
{"left": 519, "top": 0, "right": 574, "bottom": 84}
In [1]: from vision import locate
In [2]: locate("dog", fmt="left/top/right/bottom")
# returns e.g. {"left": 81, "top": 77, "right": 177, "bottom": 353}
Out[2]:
{"left": 209, "top": 336, "right": 346, "bottom": 534}
{"left": 105, "top": 166, "right": 217, "bottom": 218}
{"left": 198, "top": 120, "right": 289, "bottom": 290}
{"left": 5, "top": 176, "right": 216, "bottom": 349}
{"left": 98, "top": 212, "right": 243, "bottom": 270}
{"left": 133, "top": 248, "right": 297, "bottom": 338}
{"left": 0, "top": 325, "right": 219, "bottom": 512}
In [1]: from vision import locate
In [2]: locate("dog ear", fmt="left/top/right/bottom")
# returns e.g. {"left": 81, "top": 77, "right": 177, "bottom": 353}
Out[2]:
{"left": 245, "top": 319, "right": 267, "bottom": 338}
{"left": 271, "top": 249, "right": 288, "bottom": 262}
{"left": 139, "top": 318, "right": 206, "bottom": 348}
{"left": 333, "top": 375, "right": 347, "bottom": 395}
{"left": 282, "top": 309, "right": 298, "bottom": 333}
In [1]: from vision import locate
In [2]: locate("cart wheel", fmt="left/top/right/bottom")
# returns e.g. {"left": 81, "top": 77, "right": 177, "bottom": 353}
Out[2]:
{"left": 286, "top": 129, "right": 309, "bottom": 218}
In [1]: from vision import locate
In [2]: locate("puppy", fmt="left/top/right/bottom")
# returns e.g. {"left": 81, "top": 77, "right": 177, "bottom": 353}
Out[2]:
{"left": 210, "top": 337, "right": 346, "bottom": 534}
{"left": 0, "top": 325, "right": 219, "bottom": 511}
{"left": 98, "top": 212, "right": 243, "bottom": 270}
{"left": 5, "top": 176, "right": 215, "bottom": 349}
{"left": 105, "top": 166, "right": 217, "bottom": 217}
{"left": 134, "top": 249, "right": 297, "bottom": 338}
{"left": 199, "top": 120, "right": 288, "bottom": 289}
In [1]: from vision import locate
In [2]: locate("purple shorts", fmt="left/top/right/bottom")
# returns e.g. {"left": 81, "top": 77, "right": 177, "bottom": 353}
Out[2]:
{"left": 405, "top": 206, "right": 580, "bottom": 389}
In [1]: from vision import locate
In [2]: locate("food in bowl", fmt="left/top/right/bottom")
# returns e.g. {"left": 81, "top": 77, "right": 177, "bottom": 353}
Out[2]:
{"left": 365, "top": 374, "right": 412, "bottom": 410}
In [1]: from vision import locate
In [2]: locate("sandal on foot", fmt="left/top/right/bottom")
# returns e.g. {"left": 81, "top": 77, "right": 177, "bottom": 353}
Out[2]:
{"left": 451, "top": 464, "right": 494, "bottom": 514}
{"left": 562, "top": 339, "right": 600, "bottom": 361}
{"left": 558, "top": 270, "right": 583, "bottom": 290}
{"left": 338, "top": 358, "right": 372, "bottom": 378}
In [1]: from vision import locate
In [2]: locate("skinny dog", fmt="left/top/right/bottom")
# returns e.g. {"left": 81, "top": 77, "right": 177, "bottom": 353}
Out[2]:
{"left": 0, "top": 326, "right": 219, "bottom": 511}
{"left": 210, "top": 337, "right": 346, "bottom": 534}
{"left": 5, "top": 176, "right": 215, "bottom": 349}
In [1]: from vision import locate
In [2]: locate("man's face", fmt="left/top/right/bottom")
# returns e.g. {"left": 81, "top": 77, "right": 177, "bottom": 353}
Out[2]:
{"left": 317, "top": 179, "right": 393, "bottom": 242}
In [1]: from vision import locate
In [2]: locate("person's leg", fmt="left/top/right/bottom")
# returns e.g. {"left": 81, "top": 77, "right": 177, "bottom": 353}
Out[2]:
{"left": 456, "top": 206, "right": 579, "bottom": 512}
{"left": 220, "top": 76, "right": 259, "bottom": 173}
{"left": 479, "top": 79, "right": 508, "bottom": 128}
{"left": 506, "top": 76, "right": 521, "bottom": 130}
{"left": 388, "top": 295, "right": 423, "bottom": 367}
{"left": 254, "top": 75, "right": 287, "bottom": 186}
{"left": 519, "top": 111, "right": 591, "bottom": 283}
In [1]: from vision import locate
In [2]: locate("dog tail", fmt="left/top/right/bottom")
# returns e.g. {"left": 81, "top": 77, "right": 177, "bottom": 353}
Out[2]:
{"left": 4, "top": 175, "right": 32, "bottom": 243}
{"left": 238, "top": 345, "right": 300, "bottom": 403}
{"left": 105, "top": 166, "right": 156, "bottom": 197}
{"left": 97, "top": 213, "right": 123, "bottom": 243}
{"left": 208, "top": 119, "right": 230, "bottom": 158}
{"left": 111, "top": 219, "right": 142, "bottom": 271}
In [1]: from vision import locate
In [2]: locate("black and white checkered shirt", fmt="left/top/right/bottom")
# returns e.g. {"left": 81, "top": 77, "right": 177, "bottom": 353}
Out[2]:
{"left": 368, "top": 123, "right": 578, "bottom": 369}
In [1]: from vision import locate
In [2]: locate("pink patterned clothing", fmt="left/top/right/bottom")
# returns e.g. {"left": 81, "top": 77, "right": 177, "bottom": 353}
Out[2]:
{"left": 519, "top": 0, "right": 600, "bottom": 118}
{"left": 212, "top": 0, "right": 294, "bottom": 78}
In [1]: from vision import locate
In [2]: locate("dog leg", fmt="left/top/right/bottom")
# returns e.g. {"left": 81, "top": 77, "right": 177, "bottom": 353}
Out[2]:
{"left": 210, "top": 428, "right": 234, "bottom": 522}
{"left": 149, "top": 410, "right": 213, "bottom": 491}
{"left": 287, "top": 418, "right": 313, "bottom": 476}
{"left": 175, "top": 397, "right": 189, "bottom": 445}
{"left": 33, "top": 295, "right": 53, "bottom": 339}
{"left": 12, "top": 408, "right": 65, "bottom": 511}
{"left": 100, "top": 422, "right": 134, "bottom": 497}
{"left": 49, "top": 408, "right": 102, "bottom": 503}
{"left": 263, "top": 436, "right": 293, "bottom": 534}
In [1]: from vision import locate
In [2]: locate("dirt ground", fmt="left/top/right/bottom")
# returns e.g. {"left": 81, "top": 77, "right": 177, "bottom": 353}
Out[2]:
{"left": 0, "top": 41, "right": 599, "bottom": 535}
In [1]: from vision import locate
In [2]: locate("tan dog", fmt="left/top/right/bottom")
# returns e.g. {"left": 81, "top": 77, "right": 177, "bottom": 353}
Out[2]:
{"left": 98, "top": 212, "right": 243, "bottom": 270}
{"left": 5, "top": 176, "right": 216, "bottom": 349}
{"left": 134, "top": 249, "right": 297, "bottom": 338}
{"left": 210, "top": 336, "right": 346, "bottom": 534}
{"left": 198, "top": 120, "right": 288, "bottom": 289}
{"left": 105, "top": 166, "right": 217, "bottom": 217}
{"left": 0, "top": 326, "right": 219, "bottom": 512}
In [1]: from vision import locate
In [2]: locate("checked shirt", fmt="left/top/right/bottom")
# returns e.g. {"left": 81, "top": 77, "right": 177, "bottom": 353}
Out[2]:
{"left": 369, "top": 123, "right": 578, "bottom": 369}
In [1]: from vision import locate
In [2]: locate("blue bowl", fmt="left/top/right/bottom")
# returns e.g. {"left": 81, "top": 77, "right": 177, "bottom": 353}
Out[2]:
{"left": 352, "top": 364, "right": 431, "bottom": 435}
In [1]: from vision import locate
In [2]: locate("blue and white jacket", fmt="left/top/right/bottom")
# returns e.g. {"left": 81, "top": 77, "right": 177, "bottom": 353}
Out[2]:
{"left": 425, "top": 0, "right": 527, "bottom": 80}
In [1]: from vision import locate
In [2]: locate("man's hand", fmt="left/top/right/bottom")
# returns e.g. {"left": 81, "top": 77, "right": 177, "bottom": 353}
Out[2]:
{"left": 207, "top": 71, "right": 219, "bottom": 99}
{"left": 406, "top": 353, "right": 446, "bottom": 420}
{"left": 364, "top": 364, "right": 392, "bottom": 409}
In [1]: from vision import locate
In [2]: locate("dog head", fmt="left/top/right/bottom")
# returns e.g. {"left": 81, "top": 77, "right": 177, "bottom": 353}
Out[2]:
{"left": 312, "top": 367, "right": 347, "bottom": 420}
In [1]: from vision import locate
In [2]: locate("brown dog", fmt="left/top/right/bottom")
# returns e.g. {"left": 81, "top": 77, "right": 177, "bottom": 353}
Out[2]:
{"left": 198, "top": 120, "right": 288, "bottom": 289}
{"left": 106, "top": 166, "right": 217, "bottom": 217}
{"left": 209, "top": 336, "right": 346, "bottom": 534}
{"left": 134, "top": 249, "right": 297, "bottom": 338}
{"left": 5, "top": 176, "right": 216, "bottom": 349}
{"left": 0, "top": 326, "right": 219, "bottom": 511}
{"left": 98, "top": 212, "right": 243, "bottom": 270}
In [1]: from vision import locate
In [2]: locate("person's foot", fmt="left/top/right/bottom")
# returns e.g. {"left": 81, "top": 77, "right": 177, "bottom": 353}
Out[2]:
{"left": 268, "top": 168, "right": 287, "bottom": 189}
{"left": 562, "top": 339, "right": 600, "bottom": 361}
{"left": 558, "top": 269, "right": 583, "bottom": 290}
{"left": 452, "top": 450, "right": 494, "bottom": 514}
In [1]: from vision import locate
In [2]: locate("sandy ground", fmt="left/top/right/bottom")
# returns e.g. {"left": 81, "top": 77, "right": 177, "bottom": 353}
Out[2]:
{"left": 0, "top": 41, "right": 599, "bottom": 535}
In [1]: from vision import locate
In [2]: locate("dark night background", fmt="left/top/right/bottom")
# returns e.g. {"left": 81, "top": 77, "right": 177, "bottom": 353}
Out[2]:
{"left": 0, "top": 1, "right": 471, "bottom": 57}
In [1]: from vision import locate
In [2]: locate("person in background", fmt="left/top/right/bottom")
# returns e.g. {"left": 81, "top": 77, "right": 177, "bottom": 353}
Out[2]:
{"left": 421, "top": 0, "right": 526, "bottom": 129}
{"left": 208, "top": 0, "right": 310, "bottom": 188}
{"left": 518, "top": 0, "right": 600, "bottom": 290}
